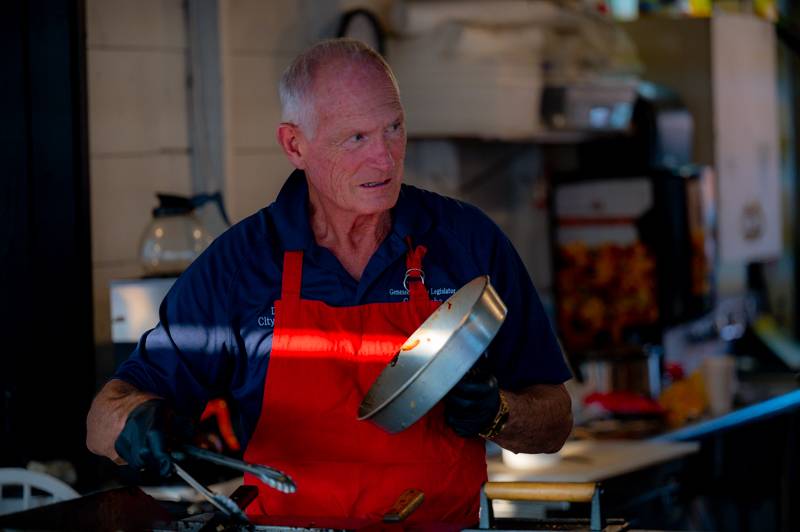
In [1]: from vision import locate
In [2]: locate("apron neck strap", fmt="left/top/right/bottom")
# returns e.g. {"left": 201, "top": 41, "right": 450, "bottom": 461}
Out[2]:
{"left": 281, "top": 243, "right": 430, "bottom": 302}
{"left": 281, "top": 251, "right": 304, "bottom": 300}
{"left": 404, "top": 237, "right": 430, "bottom": 302}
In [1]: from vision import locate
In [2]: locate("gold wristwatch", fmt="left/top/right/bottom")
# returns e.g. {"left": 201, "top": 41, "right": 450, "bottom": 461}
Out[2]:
{"left": 479, "top": 391, "right": 509, "bottom": 440}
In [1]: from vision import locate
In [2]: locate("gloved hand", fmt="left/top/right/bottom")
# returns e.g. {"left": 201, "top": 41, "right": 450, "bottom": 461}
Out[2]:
{"left": 114, "top": 399, "right": 179, "bottom": 479}
{"left": 444, "top": 358, "right": 501, "bottom": 438}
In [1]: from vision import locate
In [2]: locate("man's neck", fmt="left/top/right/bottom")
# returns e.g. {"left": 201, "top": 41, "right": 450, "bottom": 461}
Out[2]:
{"left": 308, "top": 192, "right": 391, "bottom": 281}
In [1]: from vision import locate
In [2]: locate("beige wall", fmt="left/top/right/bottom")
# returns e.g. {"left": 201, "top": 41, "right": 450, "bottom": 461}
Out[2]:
{"left": 219, "top": 0, "right": 389, "bottom": 222}
{"left": 87, "top": 0, "right": 192, "bottom": 345}
{"left": 88, "top": 0, "right": 387, "bottom": 346}
{"left": 219, "top": 0, "right": 300, "bottom": 223}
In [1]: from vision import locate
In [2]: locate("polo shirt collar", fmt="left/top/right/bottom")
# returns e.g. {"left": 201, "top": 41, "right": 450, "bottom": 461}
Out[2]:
{"left": 270, "top": 169, "right": 432, "bottom": 252}
{"left": 270, "top": 169, "right": 315, "bottom": 251}
{"left": 392, "top": 181, "right": 432, "bottom": 242}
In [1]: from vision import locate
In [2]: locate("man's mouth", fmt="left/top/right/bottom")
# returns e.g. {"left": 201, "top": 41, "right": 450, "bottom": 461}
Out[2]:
{"left": 359, "top": 179, "right": 391, "bottom": 189}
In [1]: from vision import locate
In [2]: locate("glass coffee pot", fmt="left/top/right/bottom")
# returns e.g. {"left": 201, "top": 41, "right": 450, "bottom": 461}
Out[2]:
{"left": 139, "top": 194, "right": 218, "bottom": 276}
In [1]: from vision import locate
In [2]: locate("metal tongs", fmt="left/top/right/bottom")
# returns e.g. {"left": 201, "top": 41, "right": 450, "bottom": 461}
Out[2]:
{"left": 172, "top": 462, "right": 249, "bottom": 522}
{"left": 179, "top": 445, "right": 296, "bottom": 494}
{"left": 170, "top": 445, "right": 296, "bottom": 522}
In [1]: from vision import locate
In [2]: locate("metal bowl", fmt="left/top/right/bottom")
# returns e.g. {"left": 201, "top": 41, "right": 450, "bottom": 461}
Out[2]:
{"left": 357, "top": 275, "right": 507, "bottom": 433}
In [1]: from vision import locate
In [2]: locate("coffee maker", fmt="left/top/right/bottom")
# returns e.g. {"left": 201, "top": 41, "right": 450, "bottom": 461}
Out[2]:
{"left": 110, "top": 192, "right": 229, "bottom": 371}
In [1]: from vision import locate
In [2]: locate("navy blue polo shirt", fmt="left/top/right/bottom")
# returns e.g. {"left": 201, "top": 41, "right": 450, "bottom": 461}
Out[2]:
{"left": 116, "top": 170, "right": 571, "bottom": 446}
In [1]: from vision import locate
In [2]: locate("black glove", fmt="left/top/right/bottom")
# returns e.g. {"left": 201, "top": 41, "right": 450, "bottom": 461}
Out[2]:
{"left": 444, "top": 358, "right": 501, "bottom": 438}
{"left": 115, "top": 399, "right": 179, "bottom": 479}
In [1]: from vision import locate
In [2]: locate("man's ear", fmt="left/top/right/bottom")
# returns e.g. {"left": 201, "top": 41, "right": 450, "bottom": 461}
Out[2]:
{"left": 277, "top": 123, "right": 306, "bottom": 169}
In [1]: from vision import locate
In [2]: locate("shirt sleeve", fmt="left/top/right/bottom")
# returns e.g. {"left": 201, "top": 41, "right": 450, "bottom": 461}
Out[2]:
{"left": 483, "top": 225, "right": 573, "bottom": 390}
{"left": 114, "top": 239, "right": 236, "bottom": 419}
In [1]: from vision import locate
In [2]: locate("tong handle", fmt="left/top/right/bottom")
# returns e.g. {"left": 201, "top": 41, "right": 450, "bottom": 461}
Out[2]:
{"left": 172, "top": 462, "right": 247, "bottom": 522}
{"left": 173, "top": 463, "right": 217, "bottom": 505}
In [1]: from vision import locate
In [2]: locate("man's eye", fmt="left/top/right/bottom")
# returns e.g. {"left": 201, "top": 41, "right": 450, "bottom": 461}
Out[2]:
{"left": 388, "top": 122, "right": 402, "bottom": 133}
{"left": 351, "top": 133, "right": 366, "bottom": 142}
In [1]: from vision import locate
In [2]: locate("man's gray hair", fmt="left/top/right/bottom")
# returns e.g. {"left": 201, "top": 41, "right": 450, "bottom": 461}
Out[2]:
{"left": 279, "top": 38, "right": 399, "bottom": 135}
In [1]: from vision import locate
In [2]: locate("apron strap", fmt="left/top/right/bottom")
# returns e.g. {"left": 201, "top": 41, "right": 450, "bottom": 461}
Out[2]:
{"left": 281, "top": 251, "right": 304, "bottom": 300}
{"left": 404, "top": 237, "right": 430, "bottom": 302}
{"left": 283, "top": 245, "right": 429, "bottom": 302}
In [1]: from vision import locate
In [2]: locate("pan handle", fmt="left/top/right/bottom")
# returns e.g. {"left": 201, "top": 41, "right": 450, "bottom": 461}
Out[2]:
{"left": 478, "top": 481, "right": 605, "bottom": 531}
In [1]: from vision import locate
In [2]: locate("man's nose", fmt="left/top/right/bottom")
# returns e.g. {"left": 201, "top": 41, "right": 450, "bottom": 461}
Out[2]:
{"left": 370, "top": 137, "right": 394, "bottom": 171}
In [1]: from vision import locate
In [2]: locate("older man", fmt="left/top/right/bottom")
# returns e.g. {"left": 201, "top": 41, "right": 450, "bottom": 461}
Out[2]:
{"left": 87, "top": 39, "right": 572, "bottom": 525}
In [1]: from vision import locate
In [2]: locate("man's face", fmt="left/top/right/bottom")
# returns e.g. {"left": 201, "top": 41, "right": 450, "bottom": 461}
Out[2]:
{"left": 298, "top": 61, "right": 406, "bottom": 217}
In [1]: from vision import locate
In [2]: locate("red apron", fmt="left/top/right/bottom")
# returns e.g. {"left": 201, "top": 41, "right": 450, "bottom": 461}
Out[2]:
{"left": 242, "top": 244, "right": 487, "bottom": 525}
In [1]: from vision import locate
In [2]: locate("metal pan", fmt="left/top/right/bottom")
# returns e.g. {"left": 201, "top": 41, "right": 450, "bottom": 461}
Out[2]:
{"left": 358, "top": 275, "right": 507, "bottom": 433}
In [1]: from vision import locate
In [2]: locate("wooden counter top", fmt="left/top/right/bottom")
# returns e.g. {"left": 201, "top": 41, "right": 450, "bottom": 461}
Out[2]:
{"left": 488, "top": 439, "right": 699, "bottom": 483}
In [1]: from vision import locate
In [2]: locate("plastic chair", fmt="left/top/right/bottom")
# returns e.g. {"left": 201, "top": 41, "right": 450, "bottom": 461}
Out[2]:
{"left": 0, "top": 468, "right": 79, "bottom": 516}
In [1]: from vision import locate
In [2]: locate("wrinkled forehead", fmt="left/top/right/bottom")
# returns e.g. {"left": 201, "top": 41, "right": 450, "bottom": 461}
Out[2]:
{"left": 310, "top": 59, "right": 402, "bottom": 118}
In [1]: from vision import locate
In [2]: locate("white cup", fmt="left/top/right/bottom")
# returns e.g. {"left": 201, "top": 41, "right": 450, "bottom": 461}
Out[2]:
{"left": 702, "top": 355, "right": 738, "bottom": 416}
{"left": 609, "top": 0, "right": 638, "bottom": 21}
{"left": 502, "top": 448, "right": 562, "bottom": 470}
